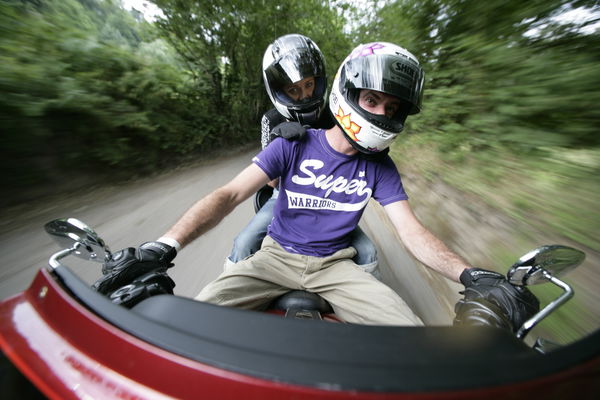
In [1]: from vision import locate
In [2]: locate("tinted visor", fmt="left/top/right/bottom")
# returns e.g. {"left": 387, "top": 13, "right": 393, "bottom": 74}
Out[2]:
{"left": 343, "top": 54, "right": 424, "bottom": 114}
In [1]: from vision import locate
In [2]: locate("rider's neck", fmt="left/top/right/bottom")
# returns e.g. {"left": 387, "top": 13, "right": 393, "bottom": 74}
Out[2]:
{"left": 325, "top": 126, "right": 359, "bottom": 156}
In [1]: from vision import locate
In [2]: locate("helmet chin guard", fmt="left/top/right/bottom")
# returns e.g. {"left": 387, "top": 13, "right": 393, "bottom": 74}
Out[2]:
{"left": 329, "top": 42, "right": 424, "bottom": 153}
{"left": 291, "top": 107, "right": 321, "bottom": 126}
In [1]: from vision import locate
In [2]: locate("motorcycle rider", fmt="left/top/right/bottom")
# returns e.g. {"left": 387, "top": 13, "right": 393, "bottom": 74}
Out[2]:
{"left": 96, "top": 42, "right": 538, "bottom": 328}
{"left": 227, "top": 33, "right": 380, "bottom": 278}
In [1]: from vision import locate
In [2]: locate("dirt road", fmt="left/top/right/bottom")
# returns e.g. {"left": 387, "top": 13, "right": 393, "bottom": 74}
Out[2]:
{"left": 0, "top": 149, "right": 459, "bottom": 324}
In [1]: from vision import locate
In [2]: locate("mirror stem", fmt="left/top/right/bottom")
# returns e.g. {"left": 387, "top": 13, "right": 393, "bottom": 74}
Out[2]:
{"left": 516, "top": 271, "right": 574, "bottom": 340}
{"left": 48, "top": 243, "right": 82, "bottom": 269}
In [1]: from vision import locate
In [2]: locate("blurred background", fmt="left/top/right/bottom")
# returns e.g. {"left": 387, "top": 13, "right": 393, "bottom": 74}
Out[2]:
{"left": 1, "top": 0, "right": 599, "bottom": 343}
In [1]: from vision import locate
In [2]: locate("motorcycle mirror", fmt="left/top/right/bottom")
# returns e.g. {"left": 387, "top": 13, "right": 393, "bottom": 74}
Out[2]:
{"left": 507, "top": 245, "right": 585, "bottom": 286}
{"left": 45, "top": 218, "right": 111, "bottom": 263}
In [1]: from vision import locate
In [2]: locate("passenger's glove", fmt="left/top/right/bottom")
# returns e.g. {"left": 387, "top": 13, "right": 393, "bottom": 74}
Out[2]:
{"left": 93, "top": 241, "right": 176, "bottom": 295}
{"left": 269, "top": 121, "right": 307, "bottom": 142}
{"left": 453, "top": 268, "right": 539, "bottom": 332}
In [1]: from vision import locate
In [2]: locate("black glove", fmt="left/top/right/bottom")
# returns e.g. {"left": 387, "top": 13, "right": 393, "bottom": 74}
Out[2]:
{"left": 108, "top": 270, "right": 176, "bottom": 308}
{"left": 269, "top": 121, "right": 307, "bottom": 142}
{"left": 93, "top": 241, "right": 176, "bottom": 295}
{"left": 453, "top": 268, "right": 539, "bottom": 332}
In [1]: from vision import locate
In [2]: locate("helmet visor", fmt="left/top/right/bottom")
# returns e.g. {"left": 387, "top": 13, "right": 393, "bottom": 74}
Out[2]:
{"left": 343, "top": 54, "right": 424, "bottom": 114}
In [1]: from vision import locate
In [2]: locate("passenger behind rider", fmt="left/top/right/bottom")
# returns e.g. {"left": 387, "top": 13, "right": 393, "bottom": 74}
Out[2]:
{"left": 227, "top": 34, "right": 380, "bottom": 278}
{"left": 97, "top": 41, "right": 539, "bottom": 329}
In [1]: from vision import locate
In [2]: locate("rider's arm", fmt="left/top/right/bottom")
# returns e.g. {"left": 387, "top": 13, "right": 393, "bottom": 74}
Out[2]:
{"left": 383, "top": 200, "right": 471, "bottom": 282}
{"left": 163, "top": 164, "right": 270, "bottom": 249}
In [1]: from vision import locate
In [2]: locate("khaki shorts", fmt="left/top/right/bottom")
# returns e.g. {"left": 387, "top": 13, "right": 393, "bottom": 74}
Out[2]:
{"left": 196, "top": 236, "right": 423, "bottom": 326}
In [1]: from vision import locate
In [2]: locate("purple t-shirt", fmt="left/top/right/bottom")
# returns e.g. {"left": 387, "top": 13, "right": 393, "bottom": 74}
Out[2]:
{"left": 252, "top": 129, "right": 408, "bottom": 256}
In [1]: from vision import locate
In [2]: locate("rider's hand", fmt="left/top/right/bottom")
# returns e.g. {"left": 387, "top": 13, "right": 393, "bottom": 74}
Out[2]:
{"left": 269, "top": 121, "right": 307, "bottom": 142}
{"left": 453, "top": 268, "right": 539, "bottom": 332}
{"left": 93, "top": 241, "right": 177, "bottom": 294}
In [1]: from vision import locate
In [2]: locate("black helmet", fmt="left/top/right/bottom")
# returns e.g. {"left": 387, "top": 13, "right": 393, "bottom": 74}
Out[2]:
{"left": 262, "top": 34, "right": 327, "bottom": 125}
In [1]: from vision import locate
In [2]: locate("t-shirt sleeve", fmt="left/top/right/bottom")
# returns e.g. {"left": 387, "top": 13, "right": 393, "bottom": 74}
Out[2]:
{"left": 252, "top": 137, "right": 288, "bottom": 181}
{"left": 372, "top": 156, "right": 409, "bottom": 206}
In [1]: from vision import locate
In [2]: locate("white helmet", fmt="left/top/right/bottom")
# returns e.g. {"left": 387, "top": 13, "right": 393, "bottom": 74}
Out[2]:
{"left": 262, "top": 34, "right": 327, "bottom": 125}
{"left": 329, "top": 42, "right": 425, "bottom": 153}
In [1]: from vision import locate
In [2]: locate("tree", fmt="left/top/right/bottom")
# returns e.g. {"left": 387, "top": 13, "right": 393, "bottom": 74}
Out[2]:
{"left": 153, "top": 0, "right": 352, "bottom": 142}
{"left": 357, "top": 0, "right": 600, "bottom": 150}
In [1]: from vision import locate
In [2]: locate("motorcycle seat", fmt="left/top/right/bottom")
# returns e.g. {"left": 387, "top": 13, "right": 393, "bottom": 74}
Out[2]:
{"left": 269, "top": 290, "right": 333, "bottom": 314}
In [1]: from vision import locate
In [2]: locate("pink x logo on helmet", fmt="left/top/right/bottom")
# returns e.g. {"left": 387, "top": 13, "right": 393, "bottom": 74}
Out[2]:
{"left": 329, "top": 42, "right": 425, "bottom": 154}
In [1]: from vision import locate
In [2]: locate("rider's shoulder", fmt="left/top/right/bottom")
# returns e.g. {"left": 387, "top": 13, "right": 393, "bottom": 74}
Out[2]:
{"left": 263, "top": 108, "right": 287, "bottom": 127}
{"left": 305, "top": 127, "right": 326, "bottom": 141}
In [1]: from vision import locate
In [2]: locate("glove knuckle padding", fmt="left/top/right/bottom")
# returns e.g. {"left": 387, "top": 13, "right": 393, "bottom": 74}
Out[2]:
{"left": 454, "top": 298, "right": 513, "bottom": 331}
{"left": 102, "top": 248, "right": 136, "bottom": 275}
{"left": 454, "top": 268, "right": 540, "bottom": 332}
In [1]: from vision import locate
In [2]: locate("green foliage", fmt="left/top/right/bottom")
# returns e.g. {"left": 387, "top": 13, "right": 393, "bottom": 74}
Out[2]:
{"left": 153, "top": 0, "right": 352, "bottom": 141}
{"left": 360, "top": 0, "right": 600, "bottom": 152}
{"left": 0, "top": 0, "right": 215, "bottom": 197}
{"left": 2, "top": 0, "right": 599, "bottom": 214}
{"left": 0, "top": 0, "right": 352, "bottom": 205}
